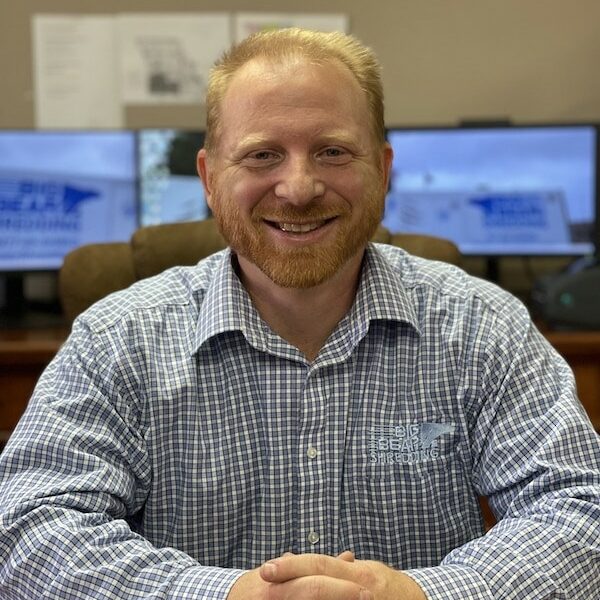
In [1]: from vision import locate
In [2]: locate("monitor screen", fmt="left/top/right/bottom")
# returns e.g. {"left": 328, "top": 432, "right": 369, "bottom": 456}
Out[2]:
{"left": 383, "top": 125, "right": 598, "bottom": 256}
{"left": 138, "top": 129, "right": 209, "bottom": 226}
{"left": 0, "top": 130, "right": 137, "bottom": 272}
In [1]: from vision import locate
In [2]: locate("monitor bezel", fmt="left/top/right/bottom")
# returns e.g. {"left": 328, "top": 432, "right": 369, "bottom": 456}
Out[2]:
{"left": 384, "top": 121, "right": 600, "bottom": 258}
{"left": 0, "top": 128, "right": 140, "bottom": 275}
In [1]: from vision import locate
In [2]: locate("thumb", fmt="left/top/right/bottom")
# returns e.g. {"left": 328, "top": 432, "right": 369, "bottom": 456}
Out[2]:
{"left": 336, "top": 550, "right": 355, "bottom": 562}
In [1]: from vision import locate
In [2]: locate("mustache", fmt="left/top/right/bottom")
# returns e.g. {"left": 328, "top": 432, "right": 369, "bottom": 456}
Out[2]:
{"left": 252, "top": 201, "right": 346, "bottom": 222}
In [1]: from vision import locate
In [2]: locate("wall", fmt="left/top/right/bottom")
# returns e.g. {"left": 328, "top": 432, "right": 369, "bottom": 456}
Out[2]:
{"left": 2, "top": 0, "right": 600, "bottom": 128}
{"left": 1, "top": 0, "right": 600, "bottom": 301}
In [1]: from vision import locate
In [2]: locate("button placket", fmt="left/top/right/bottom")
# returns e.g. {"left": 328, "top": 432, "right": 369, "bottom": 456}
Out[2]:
{"left": 307, "top": 531, "right": 320, "bottom": 545}
{"left": 307, "top": 446, "right": 318, "bottom": 459}
{"left": 297, "top": 370, "right": 327, "bottom": 552}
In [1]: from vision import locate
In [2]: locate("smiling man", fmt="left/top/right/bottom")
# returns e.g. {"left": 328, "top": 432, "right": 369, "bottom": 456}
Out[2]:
{"left": 0, "top": 28, "right": 599, "bottom": 600}
{"left": 197, "top": 48, "right": 392, "bottom": 362}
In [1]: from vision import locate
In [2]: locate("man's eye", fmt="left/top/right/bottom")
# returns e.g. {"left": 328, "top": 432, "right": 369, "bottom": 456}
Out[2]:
{"left": 319, "top": 147, "right": 350, "bottom": 162}
{"left": 249, "top": 151, "right": 277, "bottom": 161}
{"left": 241, "top": 150, "right": 281, "bottom": 168}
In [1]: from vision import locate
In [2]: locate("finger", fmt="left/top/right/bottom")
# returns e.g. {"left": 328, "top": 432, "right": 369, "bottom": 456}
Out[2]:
{"left": 260, "top": 553, "right": 356, "bottom": 583}
{"left": 267, "top": 575, "right": 371, "bottom": 600}
{"left": 336, "top": 550, "right": 355, "bottom": 562}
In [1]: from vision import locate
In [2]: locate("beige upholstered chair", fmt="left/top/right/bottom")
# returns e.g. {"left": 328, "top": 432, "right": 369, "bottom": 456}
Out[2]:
{"left": 59, "top": 219, "right": 460, "bottom": 322}
{"left": 130, "top": 219, "right": 228, "bottom": 280}
{"left": 59, "top": 242, "right": 136, "bottom": 325}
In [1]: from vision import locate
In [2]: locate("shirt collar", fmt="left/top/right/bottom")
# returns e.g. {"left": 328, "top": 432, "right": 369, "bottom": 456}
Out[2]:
{"left": 354, "top": 243, "right": 419, "bottom": 329}
{"left": 192, "top": 244, "right": 420, "bottom": 355}
{"left": 317, "top": 244, "right": 420, "bottom": 365}
{"left": 193, "top": 248, "right": 268, "bottom": 354}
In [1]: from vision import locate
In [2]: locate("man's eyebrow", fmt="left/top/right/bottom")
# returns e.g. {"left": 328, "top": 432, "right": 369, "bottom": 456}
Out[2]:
{"left": 316, "top": 131, "right": 361, "bottom": 146}
{"left": 235, "top": 132, "right": 363, "bottom": 151}
{"left": 236, "top": 135, "right": 271, "bottom": 149}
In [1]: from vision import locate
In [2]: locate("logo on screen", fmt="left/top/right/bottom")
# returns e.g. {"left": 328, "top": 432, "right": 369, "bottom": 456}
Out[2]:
{"left": 470, "top": 194, "right": 547, "bottom": 228}
{"left": 0, "top": 178, "right": 99, "bottom": 231}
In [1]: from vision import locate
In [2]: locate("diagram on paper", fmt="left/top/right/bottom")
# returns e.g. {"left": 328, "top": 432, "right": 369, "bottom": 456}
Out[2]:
{"left": 136, "top": 35, "right": 204, "bottom": 97}
{"left": 118, "top": 13, "right": 230, "bottom": 104}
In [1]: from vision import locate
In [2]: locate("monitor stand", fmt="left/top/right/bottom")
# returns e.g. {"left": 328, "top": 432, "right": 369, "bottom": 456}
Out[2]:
{"left": 484, "top": 257, "right": 500, "bottom": 284}
{"left": 2, "top": 273, "right": 25, "bottom": 316}
{"left": 0, "top": 274, "right": 66, "bottom": 329}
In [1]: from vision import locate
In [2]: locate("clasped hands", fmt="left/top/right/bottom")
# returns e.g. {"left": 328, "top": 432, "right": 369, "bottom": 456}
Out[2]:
{"left": 227, "top": 550, "right": 426, "bottom": 600}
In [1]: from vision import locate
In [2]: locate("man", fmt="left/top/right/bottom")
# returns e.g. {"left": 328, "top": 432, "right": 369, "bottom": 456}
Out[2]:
{"left": 0, "top": 28, "right": 599, "bottom": 600}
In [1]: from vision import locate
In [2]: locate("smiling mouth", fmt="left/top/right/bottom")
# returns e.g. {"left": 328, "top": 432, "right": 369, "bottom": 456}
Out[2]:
{"left": 265, "top": 218, "right": 335, "bottom": 233}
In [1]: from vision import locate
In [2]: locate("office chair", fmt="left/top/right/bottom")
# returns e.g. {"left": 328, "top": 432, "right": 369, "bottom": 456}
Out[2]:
{"left": 59, "top": 242, "right": 135, "bottom": 325}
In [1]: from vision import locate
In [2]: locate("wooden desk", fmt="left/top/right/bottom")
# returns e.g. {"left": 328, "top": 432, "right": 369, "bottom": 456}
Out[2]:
{"left": 0, "top": 327, "right": 68, "bottom": 443}
{"left": 0, "top": 326, "right": 599, "bottom": 447}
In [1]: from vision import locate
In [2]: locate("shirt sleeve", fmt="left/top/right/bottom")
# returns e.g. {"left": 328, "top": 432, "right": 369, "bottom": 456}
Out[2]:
{"left": 0, "top": 319, "right": 246, "bottom": 599}
{"left": 406, "top": 298, "right": 600, "bottom": 599}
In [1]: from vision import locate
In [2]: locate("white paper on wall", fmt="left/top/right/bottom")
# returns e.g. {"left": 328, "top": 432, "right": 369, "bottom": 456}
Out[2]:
{"left": 117, "top": 13, "right": 231, "bottom": 105}
{"left": 32, "top": 14, "right": 123, "bottom": 128}
{"left": 234, "top": 12, "right": 349, "bottom": 44}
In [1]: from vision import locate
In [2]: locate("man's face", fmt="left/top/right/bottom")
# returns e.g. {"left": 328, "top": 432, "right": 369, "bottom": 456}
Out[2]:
{"left": 198, "top": 57, "right": 393, "bottom": 288}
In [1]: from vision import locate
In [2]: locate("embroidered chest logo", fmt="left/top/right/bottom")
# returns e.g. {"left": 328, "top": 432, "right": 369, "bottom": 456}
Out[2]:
{"left": 368, "top": 422, "right": 456, "bottom": 465}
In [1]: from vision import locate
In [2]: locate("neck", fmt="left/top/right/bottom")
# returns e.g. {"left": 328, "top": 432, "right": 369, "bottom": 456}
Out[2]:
{"left": 236, "top": 250, "right": 365, "bottom": 362}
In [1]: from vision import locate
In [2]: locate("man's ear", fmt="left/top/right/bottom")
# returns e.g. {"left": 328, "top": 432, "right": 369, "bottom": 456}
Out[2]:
{"left": 382, "top": 142, "right": 394, "bottom": 192}
{"left": 197, "top": 148, "right": 214, "bottom": 211}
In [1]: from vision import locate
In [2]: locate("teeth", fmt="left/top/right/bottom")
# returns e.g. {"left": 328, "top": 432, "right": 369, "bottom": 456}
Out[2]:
{"left": 279, "top": 221, "right": 323, "bottom": 233}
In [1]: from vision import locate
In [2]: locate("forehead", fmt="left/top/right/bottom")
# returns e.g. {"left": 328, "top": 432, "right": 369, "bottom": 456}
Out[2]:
{"left": 229, "top": 55, "right": 362, "bottom": 93}
{"left": 217, "top": 57, "right": 370, "bottom": 145}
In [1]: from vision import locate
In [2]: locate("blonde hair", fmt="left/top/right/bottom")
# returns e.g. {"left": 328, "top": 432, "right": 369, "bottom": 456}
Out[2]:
{"left": 204, "top": 28, "right": 385, "bottom": 153}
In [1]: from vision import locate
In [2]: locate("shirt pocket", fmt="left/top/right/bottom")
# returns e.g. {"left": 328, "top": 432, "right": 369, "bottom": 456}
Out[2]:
{"left": 343, "top": 445, "right": 478, "bottom": 567}
{"left": 357, "top": 452, "right": 458, "bottom": 515}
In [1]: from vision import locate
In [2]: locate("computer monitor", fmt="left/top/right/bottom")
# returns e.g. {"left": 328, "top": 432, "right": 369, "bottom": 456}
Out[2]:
{"left": 138, "top": 129, "right": 209, "bottom": 226}
{"left": 0, "top": 130, "right": 138, "bottom": 272}
{"left": 384, "top": 124, "right": 598, "bottom": 256}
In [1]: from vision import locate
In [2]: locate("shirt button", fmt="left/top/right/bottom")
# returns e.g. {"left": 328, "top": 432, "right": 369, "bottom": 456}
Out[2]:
{"left": 307, "top": 531, "right": 320, "bottom": 545}
{"left": 307, "top": 447, "right": 318, "bottom": 459}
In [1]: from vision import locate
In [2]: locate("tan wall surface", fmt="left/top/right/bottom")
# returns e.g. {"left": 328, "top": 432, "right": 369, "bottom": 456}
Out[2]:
{"left": 1, "top": 0, "right": 600, "bottom": 128}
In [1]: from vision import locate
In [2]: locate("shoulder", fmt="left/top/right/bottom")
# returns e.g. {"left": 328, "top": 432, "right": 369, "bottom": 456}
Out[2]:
{"left": 372, "top": 243, "right": 531, "bottom": 331}
{"left": 77, "top": 250, "right": 228, "bottom": 334}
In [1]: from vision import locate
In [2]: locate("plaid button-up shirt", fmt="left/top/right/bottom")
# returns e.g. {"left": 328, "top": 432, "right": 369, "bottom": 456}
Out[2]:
{"left": 1, "top": 244, "right": 598, "bottom": 599}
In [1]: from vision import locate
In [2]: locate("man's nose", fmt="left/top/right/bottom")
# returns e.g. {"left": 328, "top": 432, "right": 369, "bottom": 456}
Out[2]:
{"left": 274, "top": 157, "right": 325, "bottom": 205}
